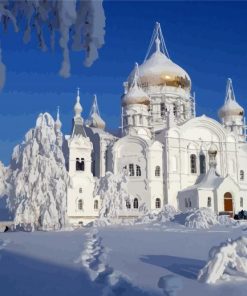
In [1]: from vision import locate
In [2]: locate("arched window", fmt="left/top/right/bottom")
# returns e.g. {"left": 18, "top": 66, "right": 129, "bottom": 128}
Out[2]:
{"left": 160, "top": 103, "right": 166, "bottom": 116}
{"left": 190, "top": 154, "right": 197, "bottom": 174}
{"left": 79, "top": 188, "right": 82, "bottom": 193}
{"left": 129, "top": 164, "right": 134, "bottom": 176}
{"left": 76, "top": 158, "right": 85, "bottom": 171}
{"left": 78, "top": 199, "right": 83, "bottom": 210}
{"left": 155, "top": 166, "right": 161, "bottom": 177}
{"left": 199, "top": 154, "right": 206, "bottom": 174}
{"left": 133, "top": 198, "right": 139, "bottom": 209}
{"left": 136, "top": 165, "right": 141, "bottom": 176}
{"left": 94, "top": 200, "right": 98, "bottom": 210}
{"left": 155, "top": 198, "right": 161, "bottom": 209}
{"left": 240, "top": 197, "right": 244, "bottom": 208}
{"left": 207, "top": 197, "right": 212, "bottom": 207}
{"left": 185, "top": 198, "right": 188, "bottom": 208}
{"left": 126, "top": 201, "right": 131, "bottom": 209}
{"left": 188, "top": 198, "right": 192, "bottom": 208}
{"left": 240, "top": 170, "right": 244, "bottom": 181}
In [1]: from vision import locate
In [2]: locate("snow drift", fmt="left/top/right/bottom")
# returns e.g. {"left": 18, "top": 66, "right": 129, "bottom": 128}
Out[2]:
{"left": 135, "top": 204, "right": 178, "bottom": 225}
{"left": 198, "top": 236, "right": 247, "bottom": 284}
{"left": 7, "top": 113, "right": 68, "bottom": 231}
{"left": 183, "top": 208, "right": 219, "bottom": 229}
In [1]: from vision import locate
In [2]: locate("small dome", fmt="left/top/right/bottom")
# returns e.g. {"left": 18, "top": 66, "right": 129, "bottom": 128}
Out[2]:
{"left": 218, "top": 99, "right": 244, "bottom": 118}
{"left": 208, "top": 143, "right": 217, "bottom": 155}
{"left": 122, "top": 81, "right": 150, "bottom": 107}
{"left": 128, "top": 37, "right": 191, "bottom": 90}
{"left": 218, "top": 78, "right": 244, "bottom": 118}
{"left": 74, "top": 88, "right": 83, "bottom": 116}
{"left": 89, "top": 112, "right": 106, "bottom": 129}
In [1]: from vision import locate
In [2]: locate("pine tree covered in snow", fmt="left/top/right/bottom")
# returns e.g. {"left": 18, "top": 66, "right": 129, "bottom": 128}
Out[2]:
{"left": 7, "top": 113, "right": 68, "bottom": 231}
{"left": 0, "top": 161, "right": 7, "bottom": 197}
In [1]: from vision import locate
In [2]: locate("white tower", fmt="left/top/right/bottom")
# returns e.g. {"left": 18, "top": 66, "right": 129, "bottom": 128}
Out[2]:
{"left": 218, "top": 78, "right": 246, "bottom": 141}
{"left": 67, "top": 88, "right": 97, "bottom": 225}
{"left": 122, "top": 63, "right": 152, "bottom": 139}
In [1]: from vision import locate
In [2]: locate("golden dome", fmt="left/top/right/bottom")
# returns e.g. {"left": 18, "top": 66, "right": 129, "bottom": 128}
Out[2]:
{"left": 128, "top": 37, "right": 191, "bottom": 90}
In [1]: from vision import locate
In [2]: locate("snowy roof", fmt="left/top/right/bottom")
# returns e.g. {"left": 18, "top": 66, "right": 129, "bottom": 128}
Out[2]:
{"left": 180, "top": 167, "right": 224, "bottom": 192}
{"left": 72, "top": 117, "right": 87, "bottom": 137}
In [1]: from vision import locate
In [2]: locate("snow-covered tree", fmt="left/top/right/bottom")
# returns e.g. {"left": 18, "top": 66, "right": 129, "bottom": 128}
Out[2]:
{"left": 0, "top": 0, "right": 105, "bottom": 89}
{"left": 7, "top": 113, "right": 68, "bottom": 231}
{"left": 96, "top": 171, "right": 132, "bottom": 219}
{"left": 0, "top": 160, "right": 7, "bottom": 197}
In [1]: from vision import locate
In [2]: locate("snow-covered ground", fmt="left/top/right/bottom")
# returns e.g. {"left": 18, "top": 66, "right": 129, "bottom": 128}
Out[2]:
{"left": 1, "top": 222, "right": 247, "bottom": 296}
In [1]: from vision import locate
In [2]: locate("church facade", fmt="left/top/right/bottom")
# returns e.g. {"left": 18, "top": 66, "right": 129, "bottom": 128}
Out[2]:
{"left": 60, "top": 23, "right": 247, "bottom": 225}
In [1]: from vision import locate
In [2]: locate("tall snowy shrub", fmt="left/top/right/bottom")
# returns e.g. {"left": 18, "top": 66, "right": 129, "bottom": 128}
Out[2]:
{"left": 96, "top": 171, "right": 132, "bottom": 219}
{"left": 0, "top": 161, "right": 7, "bottom": 196}
{"left": 7, "top": 113, "right": 68, "bottom": 231}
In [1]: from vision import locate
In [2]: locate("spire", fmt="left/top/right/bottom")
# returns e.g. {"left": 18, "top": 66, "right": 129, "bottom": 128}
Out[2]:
{"left": 144, "top": 21, "right": 170, "bottom": 61}
{"left": 74, "top": 87, "right": 83, "bottom": 117}
{"left": 131, "top": 62, "right": 140, "bottom": 88}
{"left": 55, "top": 106, "right": 62, "bottom": 130}
{"left": 225, "top": 78, "right": 236, "bottom": 103}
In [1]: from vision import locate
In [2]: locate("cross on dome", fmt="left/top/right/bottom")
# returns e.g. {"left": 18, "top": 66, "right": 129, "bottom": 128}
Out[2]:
{"left": 144, "top": 21, "right": 170, "bottom": 61}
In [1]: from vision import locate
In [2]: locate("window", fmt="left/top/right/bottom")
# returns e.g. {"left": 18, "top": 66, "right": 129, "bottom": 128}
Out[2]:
{"left": 155, "top": 198, "right": 161, "bottom": 209}
{"left": 207, "top": 197, "right": 212, "bottom": 207}
{"left": 136, "top": 165, "right": 141, "bottom": 176}
{"left": 190, "top": 154, "right": 197, "bottom": 174}
{"left": 240, "top": 197, "right": 244, "bottom": 208}
{"left": 188, "top": 198, "right": 192, "bottom": 208}
{"left": 94, "top": 200, "right": 98, "bottom": 210}
{"left": 129, "top": 164, "right": 135, "bottom": 176}
{"left": 173, "top": 104, "right": 177, "bottom": 117}
{"left": 200, "top": 154, "right": 206, "bottom": 174}
{"left": 79, "top": 188, "right": 82, "bottom": 193}
{"left": 133, "top": 198, "right": 139, "bottom": 209}
{"left": 160, "top": 103, "right": 166, "bottom": 116}
{"left": 240, "top": 170, "right": 244, "bottom": 181}
{"left": 76, "top": 158, "right": 85, "bottom": 171}
{"left": 78, "top": 199, "right": 83, "bottom": 210}
{"left": 126, "top": 201, "right": 131, "bottom": 209}
{"left": 139, "top": 115, "right": 143, "bottom": 125}
{"left": 155, "top": 166, "right": 161, "bottom": 177}
{"left": 185, "top": 198, "right": 188, "bottom": 208}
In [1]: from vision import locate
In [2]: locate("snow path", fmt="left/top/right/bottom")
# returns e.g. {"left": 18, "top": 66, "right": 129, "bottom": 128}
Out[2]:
{"left": 78, "top": 228, "right": 155, "bottom": 295}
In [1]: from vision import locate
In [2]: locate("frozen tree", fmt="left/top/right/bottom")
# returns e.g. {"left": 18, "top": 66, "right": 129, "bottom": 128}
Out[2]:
{"left": 0, "top": 160, "right": 7, "bottom": 196}
{"left": 7, "top": 112, "right": 68, "bottom": 231}
{"left": 96, "top": 171, "right": 132, "bottom": 219}
{"left": 0, "top": 0, "right": 105, "bottom": 87}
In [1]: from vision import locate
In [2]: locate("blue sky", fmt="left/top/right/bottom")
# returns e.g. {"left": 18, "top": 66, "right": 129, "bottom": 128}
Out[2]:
{"left": 1, "top": 1, "right": 247, "bottom": 164}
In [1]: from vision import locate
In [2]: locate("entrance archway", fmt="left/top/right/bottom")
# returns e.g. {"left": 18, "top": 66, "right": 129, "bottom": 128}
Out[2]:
{"left": 224, "top": 192, "right": 233, "bottom": 216}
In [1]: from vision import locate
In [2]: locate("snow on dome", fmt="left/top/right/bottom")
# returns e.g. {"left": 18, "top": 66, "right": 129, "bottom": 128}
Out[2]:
{"left": 218, "top": 78, "right": 244, "bottom": 118}
{"left": 87, "top": 95, "right": 106, "bottom": 129}
{"left": 122, "top": 63, "right": 150, "bottom": 107}
{"left": 208, "top": 143, "right": 217, "bottom": 155}
{"left": 128, "top": 31, "right": 191, "bottom": 90}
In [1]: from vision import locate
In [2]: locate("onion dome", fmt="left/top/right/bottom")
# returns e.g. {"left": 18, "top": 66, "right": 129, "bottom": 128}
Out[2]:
{"left": 122, "top": 63, "right": 150, "bottom": 107}
{"left": 128, "top": 23, "right": 191, "bottom": 90}
{"left": 87, "top": 95, "right": 106, "bottom": 129}
{"left": 55, "top": 106, "right": 62, "bottom": 130}
{"left": 218, "top": 78, "right": 244, "bottom": 118}
{"left": 74, "top": 87, "right": 83, "bottom": 116}
{"left": 208, "top": 143, "right": 217, "bottom": 156}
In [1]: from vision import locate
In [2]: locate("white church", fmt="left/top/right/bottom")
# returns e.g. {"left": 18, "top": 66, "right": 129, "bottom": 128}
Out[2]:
{"left": 59, "top": 23, "right": 247, "bottom": 225}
